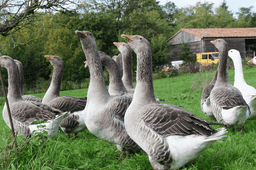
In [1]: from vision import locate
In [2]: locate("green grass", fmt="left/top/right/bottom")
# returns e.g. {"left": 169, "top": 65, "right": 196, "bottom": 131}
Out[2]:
{"left": 1, "top": 67, "right": 256, "bottom": 169}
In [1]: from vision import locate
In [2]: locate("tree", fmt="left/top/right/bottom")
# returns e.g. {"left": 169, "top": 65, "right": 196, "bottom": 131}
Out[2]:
{"left": 0, "top": 0, "right": 76, "bottom": 36}
{"left": 173, "top": 2, "right": 214, "bottom": 28}
{"left": 177, "top": 42, "right": 196, "bottom": 63}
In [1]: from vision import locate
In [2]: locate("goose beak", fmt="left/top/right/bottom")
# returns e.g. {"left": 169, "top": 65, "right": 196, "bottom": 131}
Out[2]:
{"left": 248, "top": 58, "right": 253, "bottom": 63}
{"left": 210, "top": 40, "right": 216, "bottom": 44}
{"left": 75, "top": 30, "right": 87, "bottom": 38}
{"left": 113, "top": 42, "right": 122, "bottom": 48}
{"left": 84, "top": 61, "right": 88, "bottom": 68}
{"left": 121, "top": 34, "right": 136, "bottom": 43}
{"left": 44, "top": 55, "right": 54, "bottom": 61}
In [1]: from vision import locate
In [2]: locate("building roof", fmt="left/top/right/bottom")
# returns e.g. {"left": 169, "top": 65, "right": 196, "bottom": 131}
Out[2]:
{"left": 167, "top": 28, "right": 256, "bottom": 42}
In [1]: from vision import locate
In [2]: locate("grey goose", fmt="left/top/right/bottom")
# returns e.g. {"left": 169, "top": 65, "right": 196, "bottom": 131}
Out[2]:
{"left": 209, "top": 39, "right": 250, "bottom": 131}
{"left": 43, "top": 55, "right": 87, "bottom": 137}
{"left": 121, "top": 34, "right": 227, "bottom": 170}
{"left": 112, "top": 53, "right": 123, "bottom": 78}
{"left": 14, "top": 59, "right": 42, "bottom": 103}
{"left": 200, "top": 70, "right": 218, "bottom": 120}
{"left": 98, "top": 51, "right": 133, "bottom": 97}
{"left": 76, "top": 30, "right": 140, "bottom": 155}
{"left": 0, "top": 56, "right": 69, "bottom": 137}
{"left": 113, "top": 42, "right": 135, "bottom": 93}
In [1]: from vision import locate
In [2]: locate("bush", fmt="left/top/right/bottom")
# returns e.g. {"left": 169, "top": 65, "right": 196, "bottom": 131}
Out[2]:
{"left": 177, "top": 42, "right": 196, "bottom": 63}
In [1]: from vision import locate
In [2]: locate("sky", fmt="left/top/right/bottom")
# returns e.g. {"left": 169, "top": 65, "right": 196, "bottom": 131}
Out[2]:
{"left": 158, "top": 0, "right": 256, "bottom": 16}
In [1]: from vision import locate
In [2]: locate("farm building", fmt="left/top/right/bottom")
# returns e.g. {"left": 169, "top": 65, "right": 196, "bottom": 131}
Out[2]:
{"left": 167, "top": 28, "right": 256, "bottom": 61}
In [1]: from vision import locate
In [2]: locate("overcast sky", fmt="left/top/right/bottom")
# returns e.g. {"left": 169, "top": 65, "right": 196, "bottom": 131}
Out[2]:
{"left": 158, "top": 0, "right": 256, "bottom": 16}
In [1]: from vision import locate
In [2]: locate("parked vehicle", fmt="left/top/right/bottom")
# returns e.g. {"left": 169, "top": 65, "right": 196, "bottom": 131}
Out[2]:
{"left": 171, "top": 60, "right": 184, "bottom": 69}
{"left": 197, "top": 52, "right": 219, "bottom": 66}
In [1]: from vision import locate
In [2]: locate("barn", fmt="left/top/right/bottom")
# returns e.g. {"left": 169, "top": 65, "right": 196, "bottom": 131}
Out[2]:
{"left": 167, "top": 28, "right": 256, "bottom": 62}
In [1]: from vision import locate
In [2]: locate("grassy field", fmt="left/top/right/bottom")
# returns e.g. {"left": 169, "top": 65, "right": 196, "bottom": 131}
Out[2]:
{"left": 1, "top": 67, "right": 256, "bottom": 169}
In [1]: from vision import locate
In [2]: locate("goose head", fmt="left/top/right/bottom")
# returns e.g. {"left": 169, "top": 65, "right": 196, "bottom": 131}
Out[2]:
{"left": 113, "top": 42, "right": 131, "bottom": 53}
{"left": 228, "top": 49, "right": 241, "bottom": 62}
{"left": 210, "top": 39, "right": 227, "bottom": 51}
{"left": 60, "top": 114, "right": 79, "bottom": 136}
{"left": 45, "top": 55, "right": 64, "bottom": 68}
{"left": 75, "top": 30, "right": 96, "bottom": 51}
{"left": 0, "top": 56, "right": 16, "bottom": 68}
{"left": 121, "top": 34, "right": 150, "bottom": 54}
{"left": 14, "top": 59, "right": 22, "bottom": 68}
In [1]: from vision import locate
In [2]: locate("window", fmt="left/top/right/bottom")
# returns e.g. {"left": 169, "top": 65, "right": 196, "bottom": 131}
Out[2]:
{"left": 211, "top": 53, "right": 219, "bottom": 59}
{"left": 202, "top": 54, "right": 208, "bottom": 59}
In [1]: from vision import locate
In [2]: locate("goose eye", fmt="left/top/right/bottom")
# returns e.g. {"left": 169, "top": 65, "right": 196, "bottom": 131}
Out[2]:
{"left": 139, "top": 37, "right": 142, "bottom": 40}
{"left": 122, "top": 44, "right": 124, "bottom": 46}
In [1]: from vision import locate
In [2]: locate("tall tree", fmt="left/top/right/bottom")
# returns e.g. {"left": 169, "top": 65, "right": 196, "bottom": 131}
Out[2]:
{"left": 174, "top": 2, "right": 214, "bottom": 28}
{"left": 0, "top": 0, "right": 76, "bottom": 36}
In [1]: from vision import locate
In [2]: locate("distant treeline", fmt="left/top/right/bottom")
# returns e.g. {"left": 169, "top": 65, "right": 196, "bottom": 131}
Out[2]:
{"left": 0, "top": 0, "right": 255, "bottom": 90}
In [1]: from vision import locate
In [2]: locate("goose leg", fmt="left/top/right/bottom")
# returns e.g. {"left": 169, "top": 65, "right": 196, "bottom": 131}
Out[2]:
{"left": 148, "top": 155, "right": 165, "bottom": 170}
{"left": 240, "top": 126, "right": 245, "bottom": 135}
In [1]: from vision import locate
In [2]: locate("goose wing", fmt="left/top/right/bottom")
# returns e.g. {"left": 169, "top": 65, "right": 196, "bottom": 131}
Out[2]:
{"left": 201, "top": 84, "right": 214, "bottom": 102}
{"left": 211, "top": 87, "right": 248, "bottom": 109}
{"left": 97, "top": 96, "right": 134, "bottom": 146}
{"left": 22, "top": 95, "right": 42, "bottom": 103}
{"left": 210, "top": 87, "right": 249, "bottom": 121}
{"left": 10, "top": 101, "right": 57, "bottom": 123}
{"left": 30, "top": 101, "right": 62, "bottom": 114}
{"left": 48, "top": 96, "right": 87, "bottom": 113}
{"left": 141, "top": 103, "right": 218, "bottom": 137}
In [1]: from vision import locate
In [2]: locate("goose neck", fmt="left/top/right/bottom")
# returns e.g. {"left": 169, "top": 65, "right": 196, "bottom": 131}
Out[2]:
{"left": 232, "top": 57, "right": 246, "bottom": 85}
{"left": 82, "top": 42, "right": 109, "bottom": 99}
{"left": 122, "top": 48, "right": 134, "bottom": 89}
{"left": 103, "top": 57, "right": 127, "bottom": 95}
{"left": 216, "top": 46, "right": 230, "bottom": 86}
{"left": 17, "top": 63, "right": 24, "bottom": 96}
{"left": 6, "top": 63, "right": 23, "bottom": 102}
{"left": 133, "top": 48, "right": 155, "bottom": 103}
{"left": 42, "top": 65, "right": 62, "bottom": 103}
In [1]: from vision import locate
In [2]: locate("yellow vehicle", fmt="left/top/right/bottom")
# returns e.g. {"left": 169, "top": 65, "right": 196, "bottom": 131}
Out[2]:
{"left": 196, "top": 52, "right": 219, "bottom": 66}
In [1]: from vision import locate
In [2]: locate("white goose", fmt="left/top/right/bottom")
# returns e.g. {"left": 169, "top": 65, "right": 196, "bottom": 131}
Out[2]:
{"left": 112, "top": 53, "right": 123, "bottom": 78}
{"left": 43, "top": 55, "right": 87, "bottom": 136}
{"left": 209, "top": 39, "right": 250, "bottom": 131}
{"left": 113, "top": 42, "right": 135, "bottom": 92}
{"left": 76, "top": 30, "right": 140, "bottom": 155}
{"left": 248, "top": 56, "right": 256, "bottom": 65}
{"left": 228, "top": 49, "right": 256, "bottom": 120}
{"left": 14, "top": 59, "right": 42, "bottom": 102}
{"left": 0, "top": 56, "right": 69, "bottom": 137}
{"left": 201, "top": 70, "right": 218, "bottom": 120}
{"left": 121, "top": 34, "right": 227, "bottom": 170}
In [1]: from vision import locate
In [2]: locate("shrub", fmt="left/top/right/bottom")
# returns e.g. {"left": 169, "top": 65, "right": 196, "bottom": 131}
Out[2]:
{"left": 177, "top": 42, "right": 196, "bottom": 63}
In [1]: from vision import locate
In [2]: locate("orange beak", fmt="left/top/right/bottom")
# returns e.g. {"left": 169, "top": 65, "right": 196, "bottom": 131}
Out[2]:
{"left": 75, "top": 30, "right": 87, "bottom": 36}
{"left": 121, "top": 34, "right": 136, "bottom": 43}
{"left": 113, "top": 42, "right": 123, "bottom": 48}
{"left": 84, "top": 61, "right": 88, "bottom": 68}
{"left": 210, "top": 40, "right": 216, "bottom": 44}
{"left": 44, "top": 55, "right": 54, "bottom": 61}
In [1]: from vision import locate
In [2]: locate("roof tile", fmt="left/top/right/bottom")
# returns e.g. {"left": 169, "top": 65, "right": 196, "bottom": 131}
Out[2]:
{"left": 168, "top": 28, "right": 256, "bottom": 42}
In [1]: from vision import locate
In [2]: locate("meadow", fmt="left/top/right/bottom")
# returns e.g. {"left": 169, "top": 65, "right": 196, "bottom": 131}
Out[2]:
{"left": 1, "top": 67, "right": 256, "bottom": 170}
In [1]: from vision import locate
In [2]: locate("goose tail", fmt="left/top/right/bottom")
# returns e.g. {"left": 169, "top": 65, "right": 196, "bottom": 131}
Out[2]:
{"left": 206, "top": 128, "right": 227, "bottom": 142}
{"left": 28, "top": 111, "right": 70, "bottom": 137}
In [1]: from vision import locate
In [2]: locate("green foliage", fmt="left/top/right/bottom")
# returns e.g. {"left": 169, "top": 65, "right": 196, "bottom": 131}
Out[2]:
{"left": 150, "top": 34, "right": 172, "bottom": 71}
{"left": 177, "top": 42, "right": 196, "bottom": 63}
{"left": 174, "top": 1, "right": 252, "bottom": 29}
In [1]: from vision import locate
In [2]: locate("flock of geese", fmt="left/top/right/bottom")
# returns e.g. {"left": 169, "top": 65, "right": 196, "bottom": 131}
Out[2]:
{"left": 0, "top": 31, "right": 256, "bottom": 169}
